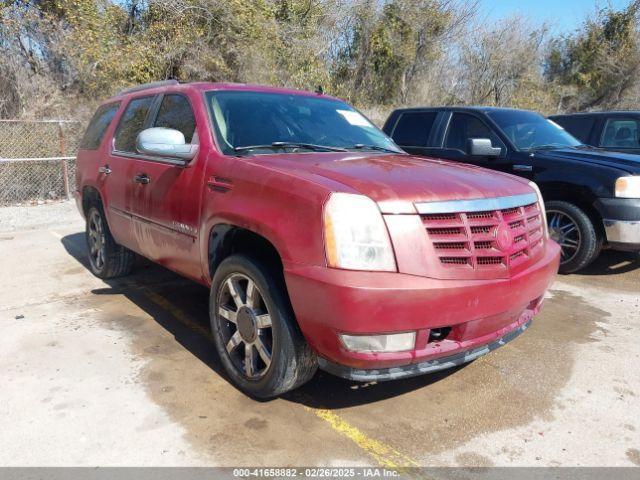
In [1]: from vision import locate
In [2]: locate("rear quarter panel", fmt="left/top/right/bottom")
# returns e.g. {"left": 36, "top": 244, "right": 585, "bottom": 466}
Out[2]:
{"left": 75, "top": 101, "right": 127, "bottom": 216}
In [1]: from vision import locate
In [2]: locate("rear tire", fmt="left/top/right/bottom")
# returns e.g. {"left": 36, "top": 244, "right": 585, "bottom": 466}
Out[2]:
{"left": 209, "top": 254, "right": 317, "bottom": 398}
{"left": 546, "top": 200, "right": 601, "bottom": 274}
{"left": 85, "top": 204, "right": 135, "bottom": 279}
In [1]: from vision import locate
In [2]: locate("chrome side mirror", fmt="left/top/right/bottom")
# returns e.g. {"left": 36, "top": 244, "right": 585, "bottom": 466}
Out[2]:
{"left": 468, "top": 138, "right": 502, "bottom": 157}
{"left": 136, "top": 127, "right": 198, "bottom": 162}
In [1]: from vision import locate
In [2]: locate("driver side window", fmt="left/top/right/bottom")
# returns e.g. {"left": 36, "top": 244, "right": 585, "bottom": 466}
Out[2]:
{"left": 601, "top": 118, "right": 640, "bottom": 148}
{"left": 445, "top": 113, "right": 504, "bottom": 154}
{"left": 154, "top": 94, "right": 197, "bottom": 143}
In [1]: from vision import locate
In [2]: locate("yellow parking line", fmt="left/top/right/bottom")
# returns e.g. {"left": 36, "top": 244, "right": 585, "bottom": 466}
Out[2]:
{"left": 140, "top": 287, "right": 214, "bottom": 341}
{"left": 308, "top": 408, "right": 420, "bottom": 469}
{"left": 139, "top": 287, "right": 420, "bottom": 469}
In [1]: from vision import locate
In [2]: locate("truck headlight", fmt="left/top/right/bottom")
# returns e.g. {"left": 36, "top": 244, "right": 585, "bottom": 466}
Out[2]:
{"left": 528, "top": 181, "right": 549, "bottom": 239}
{"left": 615, "top": 176, "right": 640, "bottom": 199}
{"left": 339, "top": 332, "right": 416, "bottom": 353}
{"left": 323, "top": 192, "right": 396, "bottom": 271}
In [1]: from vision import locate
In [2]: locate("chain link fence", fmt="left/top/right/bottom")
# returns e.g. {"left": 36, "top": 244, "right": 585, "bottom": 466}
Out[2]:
{"left": 0, "top": 120, "right": 83, "bottom": 206}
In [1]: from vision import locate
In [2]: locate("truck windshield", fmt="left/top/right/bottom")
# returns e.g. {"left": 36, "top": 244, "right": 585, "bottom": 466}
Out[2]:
{"left": 206, "top": 90, "right": 402, "bottom": 155}
{"left": 486, "top": 110, "right": 583, "bottom": 151}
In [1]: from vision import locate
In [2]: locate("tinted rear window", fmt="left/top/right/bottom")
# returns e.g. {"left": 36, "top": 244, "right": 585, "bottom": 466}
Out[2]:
{"left": 391, "top": 111, "right": 437, "bottom": 147}
{"left": 114, "top": 96, "right": 155, "bottom": 153}
{"left": 551, "top": 115, "right": 596, "bottom": 143}
{"left": 80, "top": 103, "right": 119, "bottom": 150}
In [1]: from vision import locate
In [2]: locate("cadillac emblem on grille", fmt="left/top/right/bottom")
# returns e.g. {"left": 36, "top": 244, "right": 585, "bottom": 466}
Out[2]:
{"left": 495, "top": 224, "right": 514, "bottom": 251}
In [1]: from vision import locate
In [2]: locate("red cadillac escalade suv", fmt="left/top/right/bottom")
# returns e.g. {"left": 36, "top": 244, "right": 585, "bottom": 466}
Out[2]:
{"left": 75, "top": 81, "right": 560, "bottom": 398}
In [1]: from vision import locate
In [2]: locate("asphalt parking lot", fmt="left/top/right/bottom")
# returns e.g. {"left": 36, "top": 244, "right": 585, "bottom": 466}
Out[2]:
{"left": 1, "top": 201, "right": 639, "bottom": 467}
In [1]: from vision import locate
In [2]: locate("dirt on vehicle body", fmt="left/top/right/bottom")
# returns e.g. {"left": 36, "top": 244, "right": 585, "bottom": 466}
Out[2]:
{"left": 75, "top": 81, "right": 560, "bottom": 398}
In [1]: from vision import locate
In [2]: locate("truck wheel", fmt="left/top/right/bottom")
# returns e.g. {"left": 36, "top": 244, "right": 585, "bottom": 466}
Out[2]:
{"left": 85, "top": 205, "right": 135, "bottom": 279}
{"left": 209, "top": 254, "right": 317, "bottom": 398}
{"left": 546, "top": 201, "right": 601, "bottom": 274}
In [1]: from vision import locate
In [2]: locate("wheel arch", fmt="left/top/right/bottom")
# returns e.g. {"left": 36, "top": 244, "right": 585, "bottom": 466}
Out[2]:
{"left": 81, "top": 185, "right": 103, "bottom": 216}
{"left": 207, "top": 223, "right": 285, "bottom": 283}
{"left": 537, "top": 182, "right": 606, "bottom": 240}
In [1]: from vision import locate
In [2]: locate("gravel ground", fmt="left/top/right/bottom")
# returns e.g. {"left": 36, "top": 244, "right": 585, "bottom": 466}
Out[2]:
{"left": 0, "top": 200, "right": 80, "bottom": 233}
{"left": 1, "top": 201, "right": 639, "bottom": 468}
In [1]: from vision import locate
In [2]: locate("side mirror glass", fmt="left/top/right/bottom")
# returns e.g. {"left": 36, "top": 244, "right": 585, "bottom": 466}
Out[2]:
{"left": 468, "top": 138, "right": 501, "bottom": 157}
{"left": 136, "top": 127, "right": 198, "bottom": 162}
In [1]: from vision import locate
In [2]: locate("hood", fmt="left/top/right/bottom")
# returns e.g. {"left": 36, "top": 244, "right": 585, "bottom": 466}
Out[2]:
{"left": 246, "top": 152, "right": 533, "bottom": 212}
{"left": 537, "top": 147, "right": 640, "bottom": 173}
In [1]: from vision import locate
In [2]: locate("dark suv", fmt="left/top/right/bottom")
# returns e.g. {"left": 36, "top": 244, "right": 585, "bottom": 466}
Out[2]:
{"left": 550, "top": 111, "right": 640, "bottom": 154}
{"left": 383, "top": 107, "right": 640, "bottom": 273}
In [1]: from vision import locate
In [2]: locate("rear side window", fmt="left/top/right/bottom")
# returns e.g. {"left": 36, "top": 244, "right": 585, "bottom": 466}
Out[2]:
{"left": 552, "top": 115, "right": 595, "bottom": 143}
{"left": 154, "top": 94, "right": 196, "bottom": 143}
{"left": 80, "top": 103, "right": 119, "bottom": 150}
{"left": 113, "top": 96, "right": 155, "bottom": 153}
{"left": 601, "top": 118, "right": 640, "bottom": 148}
{"left": 391, "top": 112, "right": 437, "bottom": 147}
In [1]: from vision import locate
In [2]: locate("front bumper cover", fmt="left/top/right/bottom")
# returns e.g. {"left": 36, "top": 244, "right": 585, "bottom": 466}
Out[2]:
{"left": 595, "top": 198, "right": 640, "bottom": 250}
{"left": 319, "top": 320, "right": 531, "bottom": 382}
{"left": 603, "top": 219, "right": 640, "bottom": 250}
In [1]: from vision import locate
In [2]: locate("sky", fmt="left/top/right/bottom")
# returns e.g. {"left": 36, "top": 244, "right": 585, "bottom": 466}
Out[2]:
{"left": 481, "top": 0, "right": 633, "bottom": 33}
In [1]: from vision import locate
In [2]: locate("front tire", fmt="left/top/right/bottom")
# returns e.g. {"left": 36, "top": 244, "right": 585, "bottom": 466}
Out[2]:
{"left": 546, "top": 201, "right": 601, "bottom": 274}
{"left": 209, "top": 255, "right": 317, "bottom": 398}
{"left": 85, "top": 205, "right": 135, "bottom": 279}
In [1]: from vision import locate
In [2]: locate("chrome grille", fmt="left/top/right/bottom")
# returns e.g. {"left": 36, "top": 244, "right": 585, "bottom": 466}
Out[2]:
{"left": 420, "top": 201, "right": 545, "bottom": 271}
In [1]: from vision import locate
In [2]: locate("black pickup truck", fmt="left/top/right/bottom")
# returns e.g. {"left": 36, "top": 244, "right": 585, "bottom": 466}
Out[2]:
{"left": 550, "top": 111, "right": 640, "bottom": 155}
{"left": 383, "top": 107, "right": 640, "bottom": 273}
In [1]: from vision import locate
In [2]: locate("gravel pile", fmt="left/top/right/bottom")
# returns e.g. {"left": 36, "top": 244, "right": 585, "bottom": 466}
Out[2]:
{"left": 0, "top": 200, "right": 82, "bottom": 232}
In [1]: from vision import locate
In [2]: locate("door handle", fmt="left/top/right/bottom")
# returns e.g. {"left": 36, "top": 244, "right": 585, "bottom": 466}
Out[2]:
{"left": 133, "top": 174, "right": 150, "bottom": 185}
{"left": 207, "top": 176, "right": 233, "bottom": 193}
{"left": 513, "top": 164, "right": 533, "bottom": 172}
{"left": 98, "top": 165, "right": 111, "bottom": 175}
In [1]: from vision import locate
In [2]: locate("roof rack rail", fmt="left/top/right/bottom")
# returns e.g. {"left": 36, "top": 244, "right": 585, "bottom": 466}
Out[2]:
{"left": 118, "top": 80, "right": 179, "bottom": 96}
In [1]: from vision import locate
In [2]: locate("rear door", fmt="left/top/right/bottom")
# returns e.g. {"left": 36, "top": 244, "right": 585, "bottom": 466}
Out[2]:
{"left": 101, "top": 95, "right": 156, "bottom": 250}
{"left": 128, "top": 92, "right": 206, "bottom": 281}
{"left": 385, "top": 110, "right": 443, "bottom": 156}
{"left": 549, "top": 115, "right": 597, "bottom": 145}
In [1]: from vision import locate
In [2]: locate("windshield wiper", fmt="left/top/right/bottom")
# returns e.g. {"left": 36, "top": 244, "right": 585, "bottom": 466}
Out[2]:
{"left": 234, "top": 142, "right": 347, "bottom": 153}
{"left": 351, "top": 144, "right": 401, "bottom": 154}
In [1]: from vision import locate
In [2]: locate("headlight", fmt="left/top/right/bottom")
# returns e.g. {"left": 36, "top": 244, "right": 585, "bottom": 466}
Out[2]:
{"left": 339, "top": 332, "right": 416, "bottom": 353}
{"left": 323, "top": 192, "right": 396, "bottom": 271}
{"left": 528, "top": 181, "right": 549, "bottom": 239}
{"left": 615, "top": 176, "right": 640, "bottom": 199}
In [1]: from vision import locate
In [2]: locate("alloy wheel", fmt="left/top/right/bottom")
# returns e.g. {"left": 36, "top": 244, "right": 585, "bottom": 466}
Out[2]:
{"left": 216, "top": 273, "right": 273, "bottom": 379}
{"left": 547, "top": 209, "right": 581, "bottom": 264}
{"left": 88, "top": 209, "right": 106, "bottom": 271}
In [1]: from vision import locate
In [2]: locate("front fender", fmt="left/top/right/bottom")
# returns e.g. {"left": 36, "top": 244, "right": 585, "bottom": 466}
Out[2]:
{"left": 198, "top": 162, "right": 332, "bottom": 284}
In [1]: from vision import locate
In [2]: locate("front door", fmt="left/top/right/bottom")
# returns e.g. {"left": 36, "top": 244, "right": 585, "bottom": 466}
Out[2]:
{"left": 438, "top": 112, "right": 514, "bottom": 174}
{"left": 128, "top": 93, "right": 206, "bottom": 281}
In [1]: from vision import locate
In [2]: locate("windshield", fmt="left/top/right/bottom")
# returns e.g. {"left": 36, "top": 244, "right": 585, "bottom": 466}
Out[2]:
{"left": 206, "top": 90, "right": 402, "bottom": 155}
{"left": 486, "top": 110, "right": 582, "bottom": 151}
